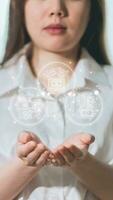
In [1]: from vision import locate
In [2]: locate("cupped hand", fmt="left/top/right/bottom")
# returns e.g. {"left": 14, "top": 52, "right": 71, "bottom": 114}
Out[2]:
{"left": 51, "top": 133, "right": 95, "bottom": 167}
{"left": 16, "top": 131, "right": 51, "bottom": 168}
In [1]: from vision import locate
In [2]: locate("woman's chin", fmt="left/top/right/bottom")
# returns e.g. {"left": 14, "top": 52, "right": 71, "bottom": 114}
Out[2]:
{"left": 42, "top": 45, "right": 73, "bottom": 53}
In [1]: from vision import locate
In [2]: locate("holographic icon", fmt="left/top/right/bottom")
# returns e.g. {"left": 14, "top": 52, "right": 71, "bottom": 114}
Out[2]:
{"left": 8, "top": 87, "right": 46, "bottom": 126}
{"left": 64, "top": 87, "right": 103, "bottom": 125}
{"left": 38, "top": 61, "right": 73, "bottom": 96}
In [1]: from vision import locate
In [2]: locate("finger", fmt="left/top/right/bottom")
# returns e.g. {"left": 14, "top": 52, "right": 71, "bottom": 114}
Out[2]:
{"left": 26, "top": 132, "right": 48, "bottom": 148}
{"left": 26, "top": 143, "right": 48, "bottom": 165}
{"left": 51, "top": 147, "right": 66, "bottom": 166}
{"left": 46, "top": 153, "right": 56, "bottom": 165}
{"left": 18, "top": 131, "right": 33, "bottom": 144}
{"left": 52, "top": 145, "right": 67, "bottom": 166}
{"left": 17, "top": 141, "right": 37, "bottom": 158}
{"left": 45, "top": 153, "right": 60, "bottom": 166}
{"left": 80, "top": 134, "right": 95, "bottom": 145}
{"left": 58, "top": 146, "right": 75, "bottom": 164}
{"left": 36, "top": 150, "right": 50, "bottom": 167}
{"left": 53, "top": 151, "right": 66, "bottom": 166}
{"left": 29, "top": 132, "right": 42, "bottom": 144}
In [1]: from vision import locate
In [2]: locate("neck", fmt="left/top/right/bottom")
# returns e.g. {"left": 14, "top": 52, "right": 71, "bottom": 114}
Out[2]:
{"left": 28, "top": 43, "right": 81, "bottom": 77}
{"left": 27, "top": 43, "right": 81, "bottom": 96}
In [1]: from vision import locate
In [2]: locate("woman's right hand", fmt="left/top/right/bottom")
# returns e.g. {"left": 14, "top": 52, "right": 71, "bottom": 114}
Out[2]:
{"left": 16, "top": 131, "right": 50, "bottom": 169}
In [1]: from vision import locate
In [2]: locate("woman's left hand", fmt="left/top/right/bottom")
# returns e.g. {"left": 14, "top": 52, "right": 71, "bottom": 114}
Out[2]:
{"left": 50, "top": 133, "right": 95, "bottom": 167}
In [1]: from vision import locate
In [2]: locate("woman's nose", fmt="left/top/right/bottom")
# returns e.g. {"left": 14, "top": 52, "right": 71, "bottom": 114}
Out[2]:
{"left": 49, "top": 0, "right": 66, "bottom": 18}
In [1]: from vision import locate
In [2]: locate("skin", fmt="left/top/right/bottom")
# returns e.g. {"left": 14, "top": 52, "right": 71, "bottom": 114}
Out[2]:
{"left": 17, "top": 132, "right": 50, "bottom": 167}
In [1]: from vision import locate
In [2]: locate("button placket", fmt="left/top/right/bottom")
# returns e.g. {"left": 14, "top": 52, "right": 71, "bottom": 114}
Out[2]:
{"left": 45, "top": 98, "right": 65, "bottom": 147}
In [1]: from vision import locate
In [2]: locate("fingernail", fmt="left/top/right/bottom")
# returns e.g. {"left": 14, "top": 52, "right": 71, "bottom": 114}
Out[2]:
{"left": 91, "top": 135, "right": 95, "bottom": 142}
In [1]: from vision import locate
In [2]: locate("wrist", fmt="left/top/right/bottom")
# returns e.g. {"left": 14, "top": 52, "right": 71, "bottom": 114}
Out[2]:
{"left": 10, "top": 156, "right": 38, "bottom": 173}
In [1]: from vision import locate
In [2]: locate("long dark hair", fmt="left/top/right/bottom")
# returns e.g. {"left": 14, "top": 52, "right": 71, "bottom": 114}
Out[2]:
{"left": 2, "top": 0, "right": 110, "bottom": 65}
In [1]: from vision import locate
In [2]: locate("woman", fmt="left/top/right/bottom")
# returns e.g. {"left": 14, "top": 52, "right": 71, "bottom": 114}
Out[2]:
{"left": 0, "top": 0, "right": 113, "bottom": 199}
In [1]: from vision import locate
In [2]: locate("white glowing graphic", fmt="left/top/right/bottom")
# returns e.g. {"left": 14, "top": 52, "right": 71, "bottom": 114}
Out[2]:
{"left": 64, "top": 88, "right": 103, "bottom": 125}
{"left": 38, "top": 61, "right": 73, "bottom": 96}
{"left": 8, "top": 87, "right": 46, "bottom": 126}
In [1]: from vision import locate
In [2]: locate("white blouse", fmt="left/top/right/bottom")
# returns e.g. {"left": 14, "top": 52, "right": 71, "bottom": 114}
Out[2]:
{"left": 0, "top": 44, "right": 113, "bottom": 200}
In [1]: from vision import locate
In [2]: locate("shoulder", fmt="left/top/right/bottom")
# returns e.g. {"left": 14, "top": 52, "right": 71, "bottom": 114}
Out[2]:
{"left": 0, "top": 43, "right": 30, "bottom": 69}
{"left": 0, "top": 44, "right": 29, "bottom": 97}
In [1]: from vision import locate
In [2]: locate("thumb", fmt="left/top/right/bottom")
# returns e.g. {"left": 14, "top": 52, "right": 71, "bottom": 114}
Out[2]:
{"left": 80, "top": 134, "right": 95, "bottom": 145}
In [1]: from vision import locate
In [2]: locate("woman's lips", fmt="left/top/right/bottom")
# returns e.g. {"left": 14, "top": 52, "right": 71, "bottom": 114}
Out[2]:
{"left": 43, "top": 27, "right": 67, "bottom": 35}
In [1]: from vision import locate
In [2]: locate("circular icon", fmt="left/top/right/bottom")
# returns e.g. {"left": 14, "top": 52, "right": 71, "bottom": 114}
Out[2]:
{"left": 64, "top": 88, "right": 103, "bottom": 125}
{"left": 8, "top": 87, "right": 46, "bottom": 126}
{"left": 38, "top": 61, "right": 73, "bottom": 96}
